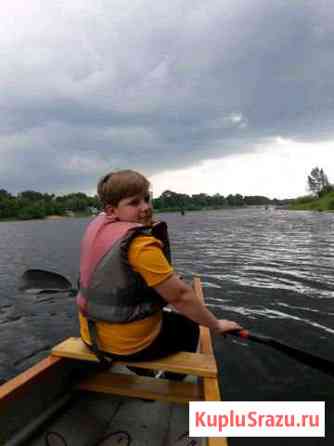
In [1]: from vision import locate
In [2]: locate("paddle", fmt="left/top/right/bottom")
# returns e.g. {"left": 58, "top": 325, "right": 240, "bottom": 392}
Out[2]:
{"left": 229, "top": 329, "right": 334, "bottom": 378}
{"left": 19, "top": 269, "right": 334, "bottom": 377}
{"left": 19, "top": 269, "right": 77, "bottom": 295}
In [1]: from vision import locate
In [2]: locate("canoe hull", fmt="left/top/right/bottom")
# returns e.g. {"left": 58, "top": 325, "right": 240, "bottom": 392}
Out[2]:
{"left": 0, "top": 356, "right": 203, "bottom": 446}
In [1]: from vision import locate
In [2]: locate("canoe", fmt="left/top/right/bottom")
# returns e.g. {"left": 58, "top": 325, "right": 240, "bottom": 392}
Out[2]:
{"left": 0, "top": 279, "right": 227, "bottom": 446}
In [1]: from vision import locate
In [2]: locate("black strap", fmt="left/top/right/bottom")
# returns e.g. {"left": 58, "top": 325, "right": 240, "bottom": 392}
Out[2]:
{"left": 87, "top": 319, "right": 113, "bottom": 370}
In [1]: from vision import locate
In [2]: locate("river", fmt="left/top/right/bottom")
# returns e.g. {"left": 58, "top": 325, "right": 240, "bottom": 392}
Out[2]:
{"left": 0, "top": 208, "right": 333, "bottom": 445}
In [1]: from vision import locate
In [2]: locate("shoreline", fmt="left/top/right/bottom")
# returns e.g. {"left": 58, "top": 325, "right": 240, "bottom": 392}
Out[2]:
{"left": 2, "top": 207, "right": 334, "bottom": 223}
{"left": 0, "top": 214, "right": 93, "bottom": 223}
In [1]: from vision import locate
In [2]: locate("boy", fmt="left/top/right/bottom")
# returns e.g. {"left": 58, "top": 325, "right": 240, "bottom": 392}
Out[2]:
{"left": 77, "top": 170, "right": 241, "bottom": 367}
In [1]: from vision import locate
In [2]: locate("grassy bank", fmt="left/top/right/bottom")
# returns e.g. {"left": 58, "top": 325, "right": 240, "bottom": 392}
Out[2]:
{"left": 288, "top": 191, "right": 334, "bottom": 212}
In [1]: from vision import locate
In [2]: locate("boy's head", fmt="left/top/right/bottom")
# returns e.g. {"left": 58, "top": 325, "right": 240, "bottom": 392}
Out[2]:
{"left": 97, "top": 169, "right": 152, "bottom": 224}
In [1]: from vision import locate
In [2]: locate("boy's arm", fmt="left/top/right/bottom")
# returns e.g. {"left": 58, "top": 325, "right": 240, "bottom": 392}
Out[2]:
{"left": 154, "top": 274, "right": 242, "bottom": 334}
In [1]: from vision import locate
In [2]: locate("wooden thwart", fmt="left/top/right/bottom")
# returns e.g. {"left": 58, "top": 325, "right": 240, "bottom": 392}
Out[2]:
{"left": 77, "top": 371, "right": 203, "bottom": 404}
{"left": 52, "top": 337, "right": 217, "bottom": 378}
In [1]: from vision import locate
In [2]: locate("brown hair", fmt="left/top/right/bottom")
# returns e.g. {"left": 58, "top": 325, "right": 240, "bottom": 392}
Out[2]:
{"left": 97, "top": 169, "right": 150, "bottom": 207}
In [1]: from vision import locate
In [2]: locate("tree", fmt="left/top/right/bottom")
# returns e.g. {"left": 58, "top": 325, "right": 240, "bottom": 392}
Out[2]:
{"left": 159, "top": 190, "right": 184, "bottom": 209}
{"left": 0, "top": 197, "right": 18, "bottom": 218}
{"left": 191, "top": 193, "right": 209, "bottom": 208}
{"left": 18, "top": 190, "right": 44, "bottom": 202}
{"left": 307, "top": 167, "right": 330, "bottom": 197}
{"left": 0, "top": 189, "right": 12, "bottom": 200}
{"left": 244, "top": 195, "right": 271, "bottom": 205}
{"left": 226, "top": 194, "right": 244, "bottom": 206}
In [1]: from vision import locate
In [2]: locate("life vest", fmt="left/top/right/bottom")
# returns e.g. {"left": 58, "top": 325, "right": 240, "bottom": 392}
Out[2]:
{"left": 77, "top": 214, "right": 171, "bottom": 324}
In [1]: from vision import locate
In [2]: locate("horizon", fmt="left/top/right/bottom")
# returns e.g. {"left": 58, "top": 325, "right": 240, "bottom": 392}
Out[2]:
{"left": 0, "top": 184, "right": 312, "bottom": 202}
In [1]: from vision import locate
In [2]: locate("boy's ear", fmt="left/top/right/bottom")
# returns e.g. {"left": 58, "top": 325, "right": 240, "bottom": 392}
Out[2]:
{"left": 105, "top": 205, "right": 116, "bottom": 216}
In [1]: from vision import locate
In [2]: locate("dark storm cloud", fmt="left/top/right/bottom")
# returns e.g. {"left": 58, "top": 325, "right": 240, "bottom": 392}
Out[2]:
{"left": 1, "top": 0, "right": 334, "bottom": 193}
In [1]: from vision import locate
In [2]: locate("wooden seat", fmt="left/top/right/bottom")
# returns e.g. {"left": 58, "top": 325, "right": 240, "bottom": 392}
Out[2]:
{"left": 52, "top": 337, "right": 217, "bottom": 377}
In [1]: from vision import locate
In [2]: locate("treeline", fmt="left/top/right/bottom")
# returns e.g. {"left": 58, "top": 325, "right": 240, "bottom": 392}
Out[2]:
{"left": 0, "top": 190, "right": 100, "bottom": 220}
{"left": 0, "top": 188, "right": 290, "bottom": 221}
{"left": 153, "top": 190, "right": 290, "bottom": 212}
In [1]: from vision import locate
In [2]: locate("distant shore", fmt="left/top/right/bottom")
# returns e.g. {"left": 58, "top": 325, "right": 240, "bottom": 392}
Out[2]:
{"left": 2, "top": 201, "right": 334, "bottom": 223}
{"left": 288, "top": 191, "right": 334, "bottom": 212}
{"left": 0, "top": 207, "right": 242, "bottom": 222}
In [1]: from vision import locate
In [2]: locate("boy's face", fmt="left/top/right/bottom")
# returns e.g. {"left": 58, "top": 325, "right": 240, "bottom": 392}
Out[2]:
{"left": 109, "top": 192, "right": 153, "bottom": 225}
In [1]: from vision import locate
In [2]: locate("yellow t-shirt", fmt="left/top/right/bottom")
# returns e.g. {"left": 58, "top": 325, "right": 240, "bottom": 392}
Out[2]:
{"left": 79, "top": 235, "right": 173, "bottom": 355}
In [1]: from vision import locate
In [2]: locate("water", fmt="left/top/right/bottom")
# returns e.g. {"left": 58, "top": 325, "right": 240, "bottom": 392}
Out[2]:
{"left": 1, "top": 208, "right": 334, "bottom": 444}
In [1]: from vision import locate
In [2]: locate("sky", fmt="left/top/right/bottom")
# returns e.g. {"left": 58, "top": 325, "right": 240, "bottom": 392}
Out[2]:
{"left": 1, "top": 0, "right": 334, "bottom": 199}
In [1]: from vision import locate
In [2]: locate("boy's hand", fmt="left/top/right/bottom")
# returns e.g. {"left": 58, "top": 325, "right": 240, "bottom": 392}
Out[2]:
{"left": 213, "top": 320, "right": 243, "bottom": 335}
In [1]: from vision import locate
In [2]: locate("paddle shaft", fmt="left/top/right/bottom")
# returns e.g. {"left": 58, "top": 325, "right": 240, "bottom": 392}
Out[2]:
{"left": 230, "top": 330, "right": 334, "bottom": 378}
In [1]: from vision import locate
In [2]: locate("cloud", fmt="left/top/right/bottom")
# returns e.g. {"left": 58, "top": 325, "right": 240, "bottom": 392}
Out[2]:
{"left": 1, "top": 0, "right": 334, "bottom": 194}
{"left": 150, "top": 138, "right": 334, "bottom": 199}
